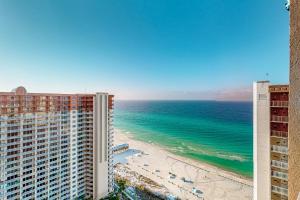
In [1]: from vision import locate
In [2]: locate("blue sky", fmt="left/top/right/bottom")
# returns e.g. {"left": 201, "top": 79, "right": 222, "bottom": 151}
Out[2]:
{"left": 0, "top": 0, "right": 289, "bottom": 100}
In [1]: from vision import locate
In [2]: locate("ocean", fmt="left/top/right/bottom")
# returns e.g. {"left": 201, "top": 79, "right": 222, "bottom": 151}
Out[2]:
{"left": 114, "top": 100, "right": 253, "bottom": 178}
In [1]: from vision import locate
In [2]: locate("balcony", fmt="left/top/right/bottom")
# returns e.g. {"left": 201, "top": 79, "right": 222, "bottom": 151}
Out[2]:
{"left": 272, "top": 185, "right": 288, "bottom": 196}
{"left": 271, "top": 145, "right": 288, "bottom": 154}
{"left": 271, "top": 101, "right": 289, "bottom": 108}
{"left": 271, "top": 130, "right": 288, "bottom": 138}
{"left": 272, "top": 170, "right": 288, "bottom": 181}
{"left": 271, "top": 115, "right": 288, "bottom": 123}
{"left": 271, "top": 160, "right": 288, "bottom": 170}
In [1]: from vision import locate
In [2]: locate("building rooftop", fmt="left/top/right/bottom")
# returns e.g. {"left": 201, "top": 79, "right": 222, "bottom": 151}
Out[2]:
{"left": 0, "top": 86, "right": 99, "bottom": 96}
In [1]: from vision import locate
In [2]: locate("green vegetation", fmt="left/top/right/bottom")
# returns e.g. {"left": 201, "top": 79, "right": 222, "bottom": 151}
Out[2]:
{"left": 99, "top": 193, "right": 119, "bottom": 200}
{"left": 99, "top": 179, "right": 129, "bottom": 200}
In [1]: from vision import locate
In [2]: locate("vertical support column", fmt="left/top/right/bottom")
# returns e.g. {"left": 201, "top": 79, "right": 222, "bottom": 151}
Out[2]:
{"left": 253, "top": 81, "right": 271, "bottom": 200}
{"left": 108, "top": 95, "right": 114, "bottom": 194}
{"left": 93, "top": 93, "right": 109, "bottom": 199}
{"left": 0, "top": 117, "right": 7, "bottom": 199}
{"left": 19, "top": 114, "right": 24, "bottom": 198}
{"left": 70, "top": 110, "right": 78, "bottom": 198}
{"left": 288, "top": 0, "right": 300, "bottom": 199}
{"left": 34, "top": 113, "right": 38, "bottom": 199}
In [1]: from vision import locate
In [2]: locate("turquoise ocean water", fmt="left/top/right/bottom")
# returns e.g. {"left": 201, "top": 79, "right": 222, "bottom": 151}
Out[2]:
{"left": 115, "top": 101, "right": 253, "bottom": 178}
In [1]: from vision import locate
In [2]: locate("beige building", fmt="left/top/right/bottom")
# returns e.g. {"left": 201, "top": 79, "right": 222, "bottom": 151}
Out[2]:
{"left": 254, "top": 0, "right": 300, "bottom": 199}
{"left": 288, "top": 0, "right": 300, "bottom": 199}
{"left": 253, "top": 82, "right": 289, "bottom": 200}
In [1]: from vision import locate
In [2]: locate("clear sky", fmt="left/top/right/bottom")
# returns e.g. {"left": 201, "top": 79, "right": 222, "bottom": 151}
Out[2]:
{"left": 0, "top": 0, "right": 289, "bottom": 100}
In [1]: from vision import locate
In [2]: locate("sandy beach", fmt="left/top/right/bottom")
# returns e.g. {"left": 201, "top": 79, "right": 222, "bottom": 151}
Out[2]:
{"left": 114, "top": 129, "right": 253, "bottom": 200}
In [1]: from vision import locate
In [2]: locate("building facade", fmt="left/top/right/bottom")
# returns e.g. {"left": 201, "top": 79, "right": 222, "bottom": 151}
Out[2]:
{"left": 288, "top": 0, "right": 300, "bottom": 199}
{"left": 253, "top": 82, "right": 289, "bottom": 200}
{"left": 0, "top": 87, "right": 114, "bottom": 200}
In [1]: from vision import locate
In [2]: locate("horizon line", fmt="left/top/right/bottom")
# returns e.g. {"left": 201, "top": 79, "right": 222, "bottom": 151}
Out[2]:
{"left": 115, "top": 99, "right": 253, "bottom": 102}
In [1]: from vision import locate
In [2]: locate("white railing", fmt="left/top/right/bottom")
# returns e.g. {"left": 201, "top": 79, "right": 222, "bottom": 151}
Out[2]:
{"left": 271, "top": 160, "right": 288, "bottom": 170}
{"left": 272, "top": 170, "right": 288, "bottom": 181}
{"left": 272, "top": 185, "right": 288, "bottom": 196}
{"left": 271, "top": 145, "right": 288, "bottom": 154}
{"left": 271, "top": 115, "right": 288, "bottom": 123}
{"left": 271, "top": 101, "right": 289, "bottom": 107}
{"left": 271, "top": 130, "right": 288, "bottom": 138}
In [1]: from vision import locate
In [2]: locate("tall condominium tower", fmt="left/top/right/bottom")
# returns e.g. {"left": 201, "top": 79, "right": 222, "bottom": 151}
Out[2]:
{"left": 0, "top": 87, "right": 114, "bottom": 200}
{"left": 288, "top": 0, "right": 300, "bottom": 199}
{"left": 253, "top": 82, "right": 289, "bottom": 200}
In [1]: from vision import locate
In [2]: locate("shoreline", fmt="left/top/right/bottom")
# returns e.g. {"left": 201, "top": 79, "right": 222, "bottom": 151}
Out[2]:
{"left": 114, "top": 129, "right": 253, "bottom": 200}
{"left": 116, "top": 129, "right": 252, "bottom": 186}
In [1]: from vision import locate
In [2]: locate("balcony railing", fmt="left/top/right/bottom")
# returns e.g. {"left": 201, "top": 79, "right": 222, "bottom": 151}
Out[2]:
{"left": 272, "top": 185, "right": 288, "bottom": 196}
{"left": 271, "top": 145, "right": 288, "bottom": 154}
{"left": 271, "top": 130, "right": 288, "bottom": 138}
{"left": 271, "top": 101, "right": 289, "bottom": 107}
{"left": 271, "top": 115, "right": 288, "bottom": 123}
{"left": 271, "top": 160, "right": 288, "bottom": 170}
{"left": 272, "top": 170, "right": 288, "bottom": 181}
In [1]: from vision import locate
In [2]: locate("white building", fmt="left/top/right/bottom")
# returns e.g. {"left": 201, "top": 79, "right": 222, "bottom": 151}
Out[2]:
{"left": 0, "top": 87, "right": 114, "bottom": 200}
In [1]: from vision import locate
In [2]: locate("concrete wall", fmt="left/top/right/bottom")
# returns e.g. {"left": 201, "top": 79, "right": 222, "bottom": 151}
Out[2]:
{"left": 93, "top": 93, "right": 109, "bottom": 199}
{"left": 289, "top": 0, "right": 300, "bottom": 199}
{"left": 253, "top": 81, "right": 271, "bottom": 200}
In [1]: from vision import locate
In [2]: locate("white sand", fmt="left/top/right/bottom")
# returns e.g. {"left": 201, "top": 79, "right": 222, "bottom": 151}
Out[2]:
{"left": 114, "top": 129, "right": 253, "bottom": 200}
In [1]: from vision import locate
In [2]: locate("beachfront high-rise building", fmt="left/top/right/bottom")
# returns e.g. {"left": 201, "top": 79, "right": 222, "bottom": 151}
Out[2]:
{"left": 0, "top": 87, "right": 114, "bottom": 200}
{"left": 288, "top": 0, "right": 300, "bottom": 199}
{"left": 253, "top": 82, "right": 289, "bottom": 200}
{"left": 253, "top": 81, "right": 271, "bottom": 200}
